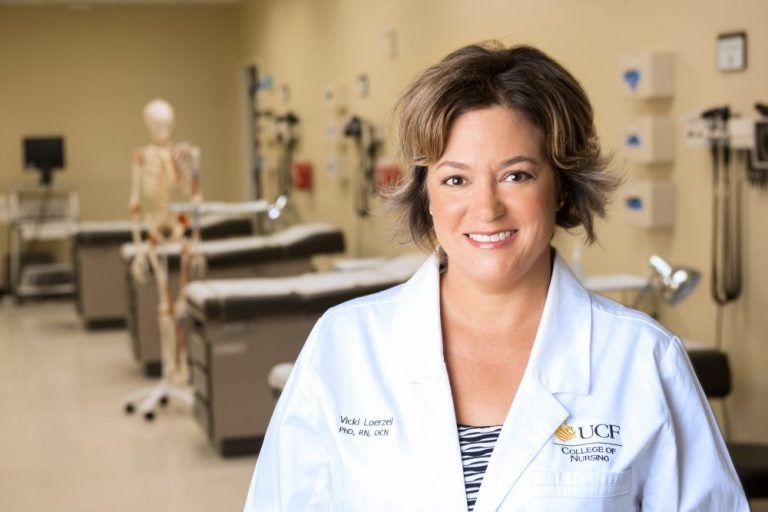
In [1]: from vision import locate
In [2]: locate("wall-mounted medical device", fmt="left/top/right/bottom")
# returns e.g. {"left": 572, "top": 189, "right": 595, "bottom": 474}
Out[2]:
{"left": 275, "top": 111, "right": 300, "bottom": 194}
{"left": 620, "top": 52, "right": 675, "bottom": 99}
{"left": 682, "top": 104, "right": 746, "bottom": 309}
{"left": 343, "top": 115, "right": 381, "bottom": 218}
{"left": 684, "top": 103, "right": 768, "bottom": 187}
{"left": 755, "top": 117, "right": 768, "bottom": 171}
{"left": 623, "top": 117, "right": 676, "bottom": 163}
{"left": 268, "top": 111, "right": 301, "bottom": 223}
{"left": 620, "top": 181, "right": 676, "bottom": 229}
{"left": 729, "top": 104, "right": 768, "bottom": 181}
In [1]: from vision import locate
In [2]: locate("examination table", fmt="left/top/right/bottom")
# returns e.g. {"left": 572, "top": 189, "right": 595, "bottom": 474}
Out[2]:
{"left": 184, "top": 253, "right": 426, "bottom": 456}
{"left": 121, "top": 223, "right": 345, "bottom": 377}
{"left": 73, "top": 215, "right": 253, "bottom": 329}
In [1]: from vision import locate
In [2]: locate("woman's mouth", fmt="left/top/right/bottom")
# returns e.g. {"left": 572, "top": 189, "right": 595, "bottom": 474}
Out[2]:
{"left": 465, "top": 230, "right": 518, "bottom": 247}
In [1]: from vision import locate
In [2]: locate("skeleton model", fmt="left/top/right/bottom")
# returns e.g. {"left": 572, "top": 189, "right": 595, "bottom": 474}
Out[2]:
{"left": 124, "top": 99, "right": 205, "bottom": 420}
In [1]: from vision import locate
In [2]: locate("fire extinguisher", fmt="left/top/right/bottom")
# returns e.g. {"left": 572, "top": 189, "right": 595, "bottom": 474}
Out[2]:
{"left": 292, "top": 160, "right": 313, "bottom": 190}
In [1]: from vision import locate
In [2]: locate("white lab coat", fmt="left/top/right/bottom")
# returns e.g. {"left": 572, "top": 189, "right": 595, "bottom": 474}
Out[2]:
{"left": 244, "top": 252, "right": 747, "bottom": 511}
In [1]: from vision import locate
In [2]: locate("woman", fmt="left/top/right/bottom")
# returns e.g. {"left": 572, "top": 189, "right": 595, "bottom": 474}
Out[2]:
{"left": 244, "top": 43, "right": 747, "bottom": 511}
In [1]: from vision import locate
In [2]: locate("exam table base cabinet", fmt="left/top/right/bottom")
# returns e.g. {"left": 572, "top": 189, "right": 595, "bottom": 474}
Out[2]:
{"left": 74, "top": 218, "right": 253, "bottom": 329}
{"left": 75, "top": 243, "right": 128, "bottom": 329}
{"left": 126, "top": 259, "right": 314, "bottom": 377}
{"left": 188, "top": 314, "right": 317, "bottom": 457}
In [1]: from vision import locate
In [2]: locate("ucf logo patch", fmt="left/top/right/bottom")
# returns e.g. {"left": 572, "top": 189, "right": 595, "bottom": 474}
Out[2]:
{"left": 555, "top": 424, "right": 576, "bottom": 442}
{"left": 553, "top": 421, "right": 623, "bottom": 463}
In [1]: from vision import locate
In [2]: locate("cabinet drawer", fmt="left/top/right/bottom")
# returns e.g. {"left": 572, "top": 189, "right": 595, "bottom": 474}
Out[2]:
{"left": 192, "top": 364, "right": 209, "bottom": 400}
{"left": 193, "top": 394, "right": 211, "bottom": 438}
{"left": 188, "top": 331, "right": 208, "bottom": 367}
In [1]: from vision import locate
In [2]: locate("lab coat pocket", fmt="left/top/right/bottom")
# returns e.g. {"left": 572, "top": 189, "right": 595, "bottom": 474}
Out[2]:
{"left": 529, "top": 468, "right": 631, "bottom": 498}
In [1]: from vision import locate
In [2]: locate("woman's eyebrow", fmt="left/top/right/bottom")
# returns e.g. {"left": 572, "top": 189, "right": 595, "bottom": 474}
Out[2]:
{"left": 495, "top": 156, "right": 539, "bottom": 170}
{"left": 435, "top": 160, "right": 470, "bottom": 171}
{"left": 435, "top": 156, "right": 539, "bottom": 171}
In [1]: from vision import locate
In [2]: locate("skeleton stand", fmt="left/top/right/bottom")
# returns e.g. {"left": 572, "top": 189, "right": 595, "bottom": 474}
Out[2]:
{"left": 123, "top": 245, "right": 194, "bottom": 421}
{"left": 121, "top": 100, "right": 202, "bottom": 421}
{"left": 123, "top": 377, "right": 193, "bottom": 421}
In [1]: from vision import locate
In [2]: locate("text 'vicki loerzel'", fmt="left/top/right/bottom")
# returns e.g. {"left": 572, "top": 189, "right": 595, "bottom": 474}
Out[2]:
{"left": 338, "top": 415, "right": 394, "bottom": 437}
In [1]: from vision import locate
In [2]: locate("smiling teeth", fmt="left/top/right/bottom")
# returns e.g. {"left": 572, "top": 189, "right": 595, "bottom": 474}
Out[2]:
{"left": 468, "top": 231, "right": 514, "bottom": 243}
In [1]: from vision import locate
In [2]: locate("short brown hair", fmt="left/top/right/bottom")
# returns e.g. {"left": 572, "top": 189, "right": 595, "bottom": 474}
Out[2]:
{"left": 388, "top": 42, "right": 620, "bottom": 249}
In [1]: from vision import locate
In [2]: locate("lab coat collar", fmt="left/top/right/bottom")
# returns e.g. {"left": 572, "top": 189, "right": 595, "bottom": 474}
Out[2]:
{"left": 474, "top": 376, "right": 569, "bottom": 512}
{"left": 526, "top": 250, "right": 592, "bottom": 396}
{"left": 384, "top": 249, "right": 592, "bottom": 397}
{"left": 384, "top": 254, "right": 445, "bottom": 383}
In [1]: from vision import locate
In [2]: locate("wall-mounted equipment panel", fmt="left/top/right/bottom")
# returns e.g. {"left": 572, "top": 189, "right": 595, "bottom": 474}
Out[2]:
{"left": 620, "top": 52, "right": 675, "bottom": 99}
{"left": 623, "top": 117, "right": 676, "bottom": 163}
{"left": 620, "top": 181, "right": 676, "bottom": 229}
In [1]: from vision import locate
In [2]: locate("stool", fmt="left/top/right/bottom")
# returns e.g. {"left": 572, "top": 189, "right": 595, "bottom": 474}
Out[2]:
{"left": 268, "top": 362, "right": 294, "bottom": 399}
{"left": 688, "top": 349, "right": 768, "bottom": 500}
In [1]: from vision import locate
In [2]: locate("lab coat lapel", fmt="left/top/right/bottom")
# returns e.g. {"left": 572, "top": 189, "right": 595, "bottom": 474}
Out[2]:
{"left": 383, "top": 254, "right": 446, "bottom": 383}
{"left": 473, "top": 378, "right": 568, "bottom": 512}
{"left": 473, "top": 253, "right": 593, "bottom": 512}
{"left": 383, "top": 255, "right": 468, "bottom": 509}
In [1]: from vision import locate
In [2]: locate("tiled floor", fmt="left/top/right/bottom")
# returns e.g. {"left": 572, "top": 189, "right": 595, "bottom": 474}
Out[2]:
{"left": 0, "top": 298, "right": 256, "bottom": 512}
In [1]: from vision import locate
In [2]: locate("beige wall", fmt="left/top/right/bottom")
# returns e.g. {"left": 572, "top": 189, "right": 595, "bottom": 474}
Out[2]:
{"left": 236, "top": 0, "right": 768, "bottom": 449}
{"left": 0, "top": 4, "right": 241, "bottom": 283}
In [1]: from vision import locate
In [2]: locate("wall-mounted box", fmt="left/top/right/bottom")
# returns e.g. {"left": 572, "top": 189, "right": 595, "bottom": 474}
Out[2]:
{"left": 623, "top": 117, "right": 676, "bottom": 163}
{"left": 620, "top": 52, "right": 675, "bottom": 98}
{"left": 620, "top": 181, "right": 676, "bottom": 228}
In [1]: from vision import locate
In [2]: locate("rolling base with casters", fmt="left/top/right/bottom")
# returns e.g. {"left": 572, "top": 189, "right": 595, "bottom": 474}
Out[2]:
{"left": 122, "top": 380, "right": 192, "bottom": 421}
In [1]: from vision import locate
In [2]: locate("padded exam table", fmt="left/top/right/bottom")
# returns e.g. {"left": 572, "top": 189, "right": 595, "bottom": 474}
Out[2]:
{"left": 121, "top": 223, "right": 345, "bottom": 377}
{"left": 206, "top": 270, "right": 735, "bottom": 460}
{"left": 73, "top": 215, "right": 253, "bottom": 329}
{"left": 184, "top": 253, "right": 426, "bottom": 456}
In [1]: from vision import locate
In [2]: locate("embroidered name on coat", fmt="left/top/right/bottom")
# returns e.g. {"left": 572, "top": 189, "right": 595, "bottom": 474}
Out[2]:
{"left": 338, "top": 415, "right": 394, "bottom": 438}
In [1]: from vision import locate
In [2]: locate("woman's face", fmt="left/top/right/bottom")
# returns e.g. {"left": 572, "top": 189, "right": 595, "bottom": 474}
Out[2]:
{"left": 426, "top": 106, "right": 558, "bottom": 291}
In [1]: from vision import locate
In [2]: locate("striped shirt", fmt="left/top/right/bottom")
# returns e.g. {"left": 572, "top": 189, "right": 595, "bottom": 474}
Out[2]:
{"left": 458, "top": 424, "right": 503, "bottom": 511}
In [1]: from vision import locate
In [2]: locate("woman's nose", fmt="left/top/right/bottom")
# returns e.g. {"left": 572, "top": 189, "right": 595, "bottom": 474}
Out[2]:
{"left": 471, "top": 182, "right": 506, "bottom": 222}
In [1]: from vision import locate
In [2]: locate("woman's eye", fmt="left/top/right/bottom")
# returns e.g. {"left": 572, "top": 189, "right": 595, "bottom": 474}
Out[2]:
{"left": 504, "top": 172, "right": 532, "bottom": 183}
{"left": 443, "top": 176, "right": 466, "bottom": 186}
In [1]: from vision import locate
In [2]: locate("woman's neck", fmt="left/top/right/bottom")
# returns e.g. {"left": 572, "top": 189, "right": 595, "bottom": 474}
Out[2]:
{"left": 439, "top": 251, "right": 553, "bottom": 355}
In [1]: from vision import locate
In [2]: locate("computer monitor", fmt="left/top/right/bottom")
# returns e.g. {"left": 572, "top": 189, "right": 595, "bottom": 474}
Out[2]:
{"left": 23, "top": 136, "right": 65, "bottom": 186}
